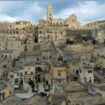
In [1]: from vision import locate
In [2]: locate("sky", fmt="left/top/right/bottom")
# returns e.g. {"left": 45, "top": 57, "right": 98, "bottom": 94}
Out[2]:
{"left": 0, "top": 0, "right": 105, "bottom": 25}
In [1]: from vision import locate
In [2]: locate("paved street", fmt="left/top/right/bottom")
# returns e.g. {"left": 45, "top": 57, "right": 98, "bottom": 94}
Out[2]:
{"left": 38, "top": 83, "right": 45, "bottom": 92}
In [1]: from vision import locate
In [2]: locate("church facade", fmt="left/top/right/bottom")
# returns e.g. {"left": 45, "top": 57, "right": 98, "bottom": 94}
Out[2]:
{"left": 39, "top": 3, "right": 81, "bottom": 29}
{"left": 38, "top": 4, "right": 81, "bottom": 44}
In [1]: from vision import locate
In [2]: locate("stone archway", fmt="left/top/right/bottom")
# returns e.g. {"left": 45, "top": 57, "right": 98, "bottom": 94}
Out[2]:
{"left": 35, "top": 67, "right": 45, "bottom": 83}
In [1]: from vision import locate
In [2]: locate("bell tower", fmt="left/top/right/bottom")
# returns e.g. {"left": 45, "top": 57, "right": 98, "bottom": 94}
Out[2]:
{"left": 47, "top": 3, "right": 53, "bottom": 21}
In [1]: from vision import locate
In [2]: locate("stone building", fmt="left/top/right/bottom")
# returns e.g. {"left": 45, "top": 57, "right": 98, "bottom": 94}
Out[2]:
{"left": 0, "top": 21, "right": 32, "bottom": 30}
{"left": 0, "top": 36, "right": 24, "bottom": 59}
{"left": 48, "top": 94, "right": 66, "bottom": 105}
{"left": 0, "top": 81, "right": 13, "bottom": 102}
{"left": 92, "top": 27, "right": 105, "bottom": 43}
{"left": 13, "top": 21, "right": 32, "bottom": 29}
{"left": 50, "top": 61, "right": 67, "bottom": 85}
{"left": 0, "top": 21, "right": 35, "bottom": 40}
{"left": 66, "top": 29, "right": 92, "bottom": 43}
{"left": 79, "top": 64, "right": 94, "bottom": 84}
{"left": 37, "top": 25, "right": 66, "bottom": 44}
{"left": 13, "top": 64, "right": 35, "bottom": 90}
{"left": 38, "top": 3, "right": 81, "bottom": 44}
{"left": 67, "top": 92, "right": 103, "bottom": 105}
{"left": 0, "top": 95, "right": 22, "bottom": 105}
{"left": 0, "top": 28, "right": 28, "bottom": 39}
{"left": 46, "top": 4, "right": 81, "bottom": 28}
{"left": 0, "top": 22, "right": 14, "bottom": 30}
{"left": 18, "top": 95, "right": 47, "bottom": 105}
{"left": 82, "top": 20, "right": 105, "bottom": 30}
{"left": 65, "top": 14, "right": 81, "bottom": 29}
{"left": 47, "top": 3, "right": 53, "bottom": 21}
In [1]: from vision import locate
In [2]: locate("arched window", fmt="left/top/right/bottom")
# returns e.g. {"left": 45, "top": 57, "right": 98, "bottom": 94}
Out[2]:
{"left": 72, "top": 19, "right": 75, "bottom": 22}
{"left": 89, "top": 77, "right": 92, "bottom": 83}
{"left": 2, "top": 93, "right": 5, "bottom": 100}
{"left": 76, "top": 70, "right": 79, "bottom": 75}
{"left": 31, "top": 72, "right": 33, "bottom": 75}
{"left": 16, "top": 31, "right": 18, "bottom": 34}
{"left": 10, "top": 31, "right": 12, "bottom": 34}
{"left": 58, "top": 72, "right": 61, "bottom": 76}
{"left": 84, "top": 77, "right": 87, "bottom": 81}
{"left": 37, "top": 57, "right": 39, "bottom": 61}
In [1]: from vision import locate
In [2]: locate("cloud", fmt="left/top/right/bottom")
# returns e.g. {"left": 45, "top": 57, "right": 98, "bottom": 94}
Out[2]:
{"left": 0, "top": 14, "right": 18, "bottom": 22}
{"left": 54, "top": 1, "right": 105, "bottom": 24}
{"left": 0, "top": 1, "right": 45, "bottom": 24}
{"left": 21, "top": 1, "right": 45, "bottom": 23}
{"left": 0, "top": 0, "right": 105, "bottom": 24}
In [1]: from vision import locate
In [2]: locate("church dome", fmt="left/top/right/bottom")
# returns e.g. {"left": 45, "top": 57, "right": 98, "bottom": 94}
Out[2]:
{"left": 69, "top": 14, "right": 77, "bottom": 21}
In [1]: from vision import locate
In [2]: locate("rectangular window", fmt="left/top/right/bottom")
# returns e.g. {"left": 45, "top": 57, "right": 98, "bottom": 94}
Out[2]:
{"left": 0, "top": 93, "right": 1, "bottom": 102}
{"left": 58, "top": 72, "right": 61, "bottom": 76}
{"left": 15, "top": 78, "right": 18, "bottom": 84}
{"left": 25, "top": 71, "right": 27, "bottom": 75}
{"left": 31, "top": 72, "right": 33, "bottom": 75}
{"left": 88, "top": 70, "right": 92, "bottom": 73}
